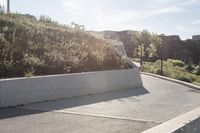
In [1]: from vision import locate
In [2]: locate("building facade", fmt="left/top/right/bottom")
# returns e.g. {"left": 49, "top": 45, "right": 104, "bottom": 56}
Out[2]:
{"left": 192, "top": 35, "right": 200, "bottom": 41}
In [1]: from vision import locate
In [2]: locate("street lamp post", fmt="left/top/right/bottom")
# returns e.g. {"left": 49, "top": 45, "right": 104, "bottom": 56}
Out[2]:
{"left": 7, "top": 0, "right": 10, "bottom": 13}
{"left": 140, "top": 43, "right": 143, "bottom": 66}
{"left": 160, "top": 34, "right": 165, "bottom": 76}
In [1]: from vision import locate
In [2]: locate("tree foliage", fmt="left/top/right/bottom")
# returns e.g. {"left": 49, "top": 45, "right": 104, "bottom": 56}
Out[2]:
{"left": 118, "top": 29, "right": 200, "bottom": 65}
{"left": 147, "top": 43, "right": 158, "bottom": 60}
{"left": 0, "top": 13, "right": 131, "bottom": 78}
{"left": 130, "top": 30, "right": 161, "bottom": 61}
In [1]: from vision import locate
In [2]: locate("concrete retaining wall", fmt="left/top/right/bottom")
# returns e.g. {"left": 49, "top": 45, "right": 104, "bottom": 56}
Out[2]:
{"left": 0, "top": 68, "right": 143, "bottom": 107}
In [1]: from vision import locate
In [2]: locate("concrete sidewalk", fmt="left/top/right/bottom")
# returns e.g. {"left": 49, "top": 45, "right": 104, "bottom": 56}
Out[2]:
{"left": 1, "top": 74, "right": 200, "bottom": 133}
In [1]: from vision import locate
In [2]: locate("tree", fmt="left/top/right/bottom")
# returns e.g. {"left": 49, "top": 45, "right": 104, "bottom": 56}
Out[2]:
{"left": 71, "top": 22, "right": 85, "bottom": 31}
{"left": 131, "top": 30, "right": 161, "bottom": 63}
{"left": 133, "top": 30, "right": 151, "bottom": 65}
{"left": 136, "top": 43, "right": 145, "bottom": 57}
{"left": 146, "top": 43, "right": 158, "bottom": 61}
{"left": 129, "top": 31, "right": 140, "bottom": 57}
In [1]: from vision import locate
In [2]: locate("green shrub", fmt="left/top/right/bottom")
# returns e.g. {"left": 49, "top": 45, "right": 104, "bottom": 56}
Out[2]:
{"left": 24, "top": 70, "right": 35, "bottom": 77}
{"left": 167, "top": 59, "right": 184, "bottom": 67}
{"left": 194, "top": 65, "right": 200, "bottom": 75}
{"left": 155, "top": 60, "right": 161, "bottom": 65}
{"left": 193, "top": 82, "right": 200, "bottom": 86}
{"left": 195, "top": 77, "right": 200, "bottom": 85}
{"left": 185, "top": 63, "right": 194, "bottom": 72}
{"left": 153, "top": 68, "right": 162, "bottom": 75}
{"left": 178, "top": 74, "right": 193, "bottom": 83}
{"left": 141, "top": 61, "right": 200, "bottom": 86}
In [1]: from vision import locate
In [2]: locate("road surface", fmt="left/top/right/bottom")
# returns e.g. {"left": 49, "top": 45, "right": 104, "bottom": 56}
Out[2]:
{"left": 1, "top": 74, "right": 200, "bottom": 133}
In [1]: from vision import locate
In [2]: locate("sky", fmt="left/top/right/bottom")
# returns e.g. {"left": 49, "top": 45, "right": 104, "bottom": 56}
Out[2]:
{"left": 1, "top": 0, "right": 200, "bottom": 39}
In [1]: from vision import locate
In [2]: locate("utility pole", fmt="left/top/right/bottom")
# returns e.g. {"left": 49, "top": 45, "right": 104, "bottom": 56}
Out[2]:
{"left": 140, "top": 30, "right": 148, "bottom": 67}
{"left": 7, "top": 0, "right": 10, "bottom": 13}
{"left": 160, "top": 34, "right": 165, "bottom": 76}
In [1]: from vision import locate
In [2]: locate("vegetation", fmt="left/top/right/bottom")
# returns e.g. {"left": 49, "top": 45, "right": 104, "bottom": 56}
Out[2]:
{"left": 104, "top": 29, "right": 200, "bottom": 65}
{"left": 105, "top": 29, "right": 200, "bottom": 86}
{"left": 141, "top": 59, "right": 200, "bottom": 86}
{"left": 0, "top": 13, "right": 131, "bottom": 78}
{"left": 107, "top": 30, "right": 162, "bottom": 62}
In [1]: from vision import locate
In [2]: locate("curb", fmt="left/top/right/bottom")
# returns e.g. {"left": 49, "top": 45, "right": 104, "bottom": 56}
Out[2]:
{"left": 142, "top": 106, "right": 200, "bottom": 133}
{"left": 141, "top": 72, "right": 200, "bottom": 90}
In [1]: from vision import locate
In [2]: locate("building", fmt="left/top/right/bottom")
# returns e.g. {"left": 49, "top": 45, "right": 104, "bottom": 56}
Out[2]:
{"left": 103, "top": 30, "right": 138, "bottom": 40}
{"left": 164, "top": 35, "right": 180, "bottom": 41}
{"left": 192, "top": 35, "right": 200, "bottom": 41}
{"left": 162, "top": 35, "right": 181, "bottom": 59}
{"left": 106, "top": 39, "right": 127, "bottom": 56}
{"left": 103, "top": 31, "right": 118, "bottom": 39}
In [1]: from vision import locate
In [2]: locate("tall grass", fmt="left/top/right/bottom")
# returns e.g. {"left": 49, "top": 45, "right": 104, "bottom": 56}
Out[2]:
{"left": 141, "top": 59, "right": 200, "bottom": 86}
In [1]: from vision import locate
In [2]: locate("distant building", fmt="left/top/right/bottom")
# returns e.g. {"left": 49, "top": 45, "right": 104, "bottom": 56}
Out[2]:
{"left": 106, "top": 39, "right": 127, "bottom": 56}
{"left": 164, "top": 35, "right": 180, "bottom": 41}
{"left": 123, "top": 30, "right": 137, "bottom": 36}
{"left": 103, "top": 30, "right": 138, "bottom": 40}
{"left": 192, "top": 35, "right": 200, "bottom": 41}
{"left": 117, "top": 30, "right": 137, "bottom": 37}
{"left": 103, "top": 31, "right": 118, "bottom": 39}
{"left": 162, "top": 35, "right": 181, "bottom": 60}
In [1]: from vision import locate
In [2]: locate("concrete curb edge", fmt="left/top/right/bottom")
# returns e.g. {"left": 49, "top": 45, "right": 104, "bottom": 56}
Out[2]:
{"left": 142, "top": 106, "right": 200, "bottom": 133}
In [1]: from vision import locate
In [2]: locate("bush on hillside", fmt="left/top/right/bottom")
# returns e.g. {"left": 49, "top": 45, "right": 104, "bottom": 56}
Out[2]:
{"left": 185, "top": 63, "right": 195, "bottom": 72}
{"left": 0, "top": 13, "right": 132, "bottom": 78}
{"left": 177, "top": 74, "right": 194, "bottom": 83}
{"left": 194, "top": 64, "right": 200, "bottom": 75}
{"left": 167, "top": 59, "right": 184, "bottom": 67}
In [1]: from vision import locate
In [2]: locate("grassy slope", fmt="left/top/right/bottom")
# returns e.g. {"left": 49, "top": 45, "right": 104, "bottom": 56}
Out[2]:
{"left": 0, "top": 13, "right": 131, "bottom": 78}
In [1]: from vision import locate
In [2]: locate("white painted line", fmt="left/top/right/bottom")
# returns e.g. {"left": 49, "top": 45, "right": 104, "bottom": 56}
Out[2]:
{"left": 54, "top": 110, "right": 163, "bottom": 123}
{"left": 20, "top": 106, "right": 162, "bottom": 124}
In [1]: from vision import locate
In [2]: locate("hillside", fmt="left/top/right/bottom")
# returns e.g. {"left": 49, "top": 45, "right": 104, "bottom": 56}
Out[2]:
{"left": 0, "top": 13, "right": 131, "bottom": 78}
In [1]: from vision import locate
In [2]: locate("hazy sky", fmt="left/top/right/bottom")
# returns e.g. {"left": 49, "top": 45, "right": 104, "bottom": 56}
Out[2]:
{"left": 2, "top": 0, "right": 200, "bottom": 39}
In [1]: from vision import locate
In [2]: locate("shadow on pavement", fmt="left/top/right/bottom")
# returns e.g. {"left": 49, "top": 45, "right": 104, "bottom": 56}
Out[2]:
{"left": 0, "top": 87, "right": 149, "bottom": 119}
{"left": 0, "top": 107, "right": 46, "bottom": 119}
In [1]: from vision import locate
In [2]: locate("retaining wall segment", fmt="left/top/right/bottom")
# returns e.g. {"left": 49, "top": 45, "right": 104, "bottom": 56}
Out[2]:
{"left": 0, "top": 68, "right": 143, "bottom": 107}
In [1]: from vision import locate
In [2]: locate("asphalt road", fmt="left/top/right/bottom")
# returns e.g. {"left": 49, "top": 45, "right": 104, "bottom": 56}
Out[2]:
{"left": 1, "top": 74, "right": 200, "bottom": 133}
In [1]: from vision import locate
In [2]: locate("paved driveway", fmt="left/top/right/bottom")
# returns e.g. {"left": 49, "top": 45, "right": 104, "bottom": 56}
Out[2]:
{"left": 1, "top": 74, "right": 200, "bottom": 133}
